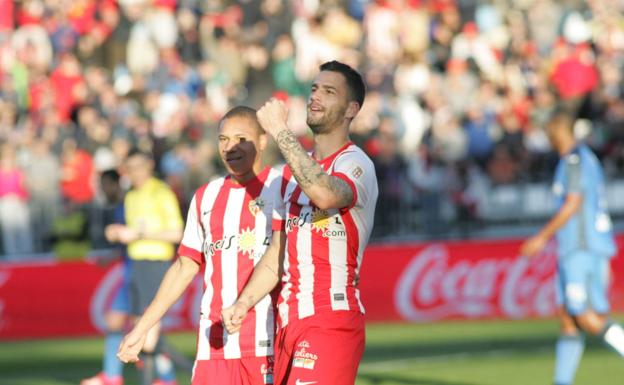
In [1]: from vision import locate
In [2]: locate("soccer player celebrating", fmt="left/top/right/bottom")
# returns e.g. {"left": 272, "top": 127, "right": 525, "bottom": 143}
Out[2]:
{"left": 222, "top": 61, "right": 378, "bottom": 385}
{"left": 521, "top": 111, "right": 624, "bottom": 385}
{"left": 117, "top": 106, "right": 281, "bottom": 385}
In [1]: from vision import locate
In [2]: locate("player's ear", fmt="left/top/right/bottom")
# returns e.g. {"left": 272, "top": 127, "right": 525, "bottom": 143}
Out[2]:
{"left": 345, "top": 101, "right": 360, "bottom": 120}
{"left": 258, "top": 133, "right": 268, "bottom": 152}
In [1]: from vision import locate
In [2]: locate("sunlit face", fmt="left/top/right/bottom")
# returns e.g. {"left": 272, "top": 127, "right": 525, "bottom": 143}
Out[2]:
{"left": 124, "top": 154, "right": 153, "bottom": 188}
{"left": 306, "top": 71, "right": 357, "bottom": 134}
{"left": 218, "top": 116, "right": 266, "bottom": 182}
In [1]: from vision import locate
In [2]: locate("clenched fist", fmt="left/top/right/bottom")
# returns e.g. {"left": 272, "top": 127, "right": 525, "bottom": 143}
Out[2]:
{"left": 257, "top": 98, "right": 289, "bottom": 138}
{"left": 221, "top": 300, "right": 251, "bottom": 334}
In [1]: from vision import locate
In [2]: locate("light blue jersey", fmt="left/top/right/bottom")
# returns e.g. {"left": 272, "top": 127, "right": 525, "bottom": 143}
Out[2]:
{"left": 552, "top": 144, "right": 616, "bottom": 259}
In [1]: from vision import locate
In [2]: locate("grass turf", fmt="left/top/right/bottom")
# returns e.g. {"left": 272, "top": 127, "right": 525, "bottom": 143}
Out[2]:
{"left": 1, "top": 317, "right": 623, "bottom": 385}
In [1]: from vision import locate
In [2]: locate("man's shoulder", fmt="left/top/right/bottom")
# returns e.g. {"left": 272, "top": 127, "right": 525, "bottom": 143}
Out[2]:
{"left": 562, "top": 145, "right": 602, "bottom": 171}
{"left": 335, "top": 143, "right": 376, "bottom": 176}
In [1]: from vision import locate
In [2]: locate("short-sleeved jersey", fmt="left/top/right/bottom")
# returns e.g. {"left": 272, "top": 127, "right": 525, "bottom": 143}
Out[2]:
{"left": 125, "top": 177, "right": 183, "bottom": 261}
{"left": 553, "top": 144, "right": 616, "bottom": 258}
{"left": 178, "top": 167, "right": 282, "bottom": 360}
{"left": 273, "top": 142, "right": 378, "bottom": 328}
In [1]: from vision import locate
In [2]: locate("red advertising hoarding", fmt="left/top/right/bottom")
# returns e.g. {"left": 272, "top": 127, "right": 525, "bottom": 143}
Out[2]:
{"left": 1, "top": 237, "right": 623, "bottom": 339}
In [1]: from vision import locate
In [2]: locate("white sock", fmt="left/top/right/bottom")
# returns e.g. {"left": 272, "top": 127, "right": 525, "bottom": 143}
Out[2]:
{"left": 603, "top": 323, "right": 624, "bottom": 356}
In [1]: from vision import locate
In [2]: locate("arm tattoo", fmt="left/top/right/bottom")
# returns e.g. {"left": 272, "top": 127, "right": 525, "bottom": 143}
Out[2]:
{"left": 327, "top": 177, "right": 354, "bottom": 207}
{"left": 275, "top": 130, "right": 322, "bottom": 188}
{"left": 275, "top": 130, "right": 353, "bottom": 206}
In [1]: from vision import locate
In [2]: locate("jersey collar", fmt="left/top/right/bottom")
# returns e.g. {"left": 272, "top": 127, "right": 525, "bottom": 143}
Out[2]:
{"left": 313, "top": 141, "right": 353, "bottom": 169}
{"left": 224, "top": 166, "right": 270, "bottom": 189}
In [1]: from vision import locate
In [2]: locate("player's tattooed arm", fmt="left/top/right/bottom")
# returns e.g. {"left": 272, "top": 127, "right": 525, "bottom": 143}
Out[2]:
{"left": 275, "top": 129, "right": 353, "bottom": 209}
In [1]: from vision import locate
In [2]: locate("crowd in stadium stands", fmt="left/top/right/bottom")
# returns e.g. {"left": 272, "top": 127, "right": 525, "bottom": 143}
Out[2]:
{"left": 0, "top": 0, "right": 624, "bottom": 257}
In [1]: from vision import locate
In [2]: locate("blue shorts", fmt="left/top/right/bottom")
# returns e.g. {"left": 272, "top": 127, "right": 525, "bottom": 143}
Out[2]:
{"left": 556, "top": 250, "right": 611, "bottom": 315}
{"left": 110, "top": 280, "right": 130, "bottom": 313}
{"left": 110, "top": 261, "right": 132, "bottom": 313}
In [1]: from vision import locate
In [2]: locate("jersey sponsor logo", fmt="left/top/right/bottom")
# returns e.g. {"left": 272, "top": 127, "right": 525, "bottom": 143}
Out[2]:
{"left": 285, "top": 212, "right": 311, "bottom": 232}
{"left": 293, "top": 341, "right": 318, "bottom": 370}
{"left": 311, "top": 209, "right": 331, "bottom": 233}
{"left": 238, "top": 228, "right": 257, "bottom": 257}
{"left": 285, "top": 209, "right": 346, "bottom": 238}
{"left": 205, "top": 229, "right": 269, "bottom": 259}
{"left": 249, "top": 198, "right": 265, "bottom": 217}
{"left": 295, "top": 380, "right": 317, "bottom": 385}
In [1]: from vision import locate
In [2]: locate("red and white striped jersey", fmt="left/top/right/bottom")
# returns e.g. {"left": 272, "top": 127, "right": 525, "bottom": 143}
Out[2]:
{"left": 177, "top": 167, "right": 282, "bottom": 360}
{"left": 273, "top": 142, "right": 378, "bottom": 328}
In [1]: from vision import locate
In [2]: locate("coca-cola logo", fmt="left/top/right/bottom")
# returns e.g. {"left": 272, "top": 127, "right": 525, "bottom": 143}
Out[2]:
{"left": 90, "top": 263, "right": 203, "bottom": 332}
{"left": 394, "top": 243, "right": 557, "bottom": 321}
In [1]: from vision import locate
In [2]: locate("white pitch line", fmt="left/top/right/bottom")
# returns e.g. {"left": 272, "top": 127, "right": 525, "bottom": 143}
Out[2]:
{"left": 358, "top": 347, "right": 551, "bottom": 373}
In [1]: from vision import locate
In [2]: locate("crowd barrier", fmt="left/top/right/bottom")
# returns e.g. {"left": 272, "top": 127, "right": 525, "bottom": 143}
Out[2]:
{"left": 1, "top": 236, "right": 623, "bottom": 340}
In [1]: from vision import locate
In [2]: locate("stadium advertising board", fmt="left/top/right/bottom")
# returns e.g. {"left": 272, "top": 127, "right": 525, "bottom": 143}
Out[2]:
{"left": 1, "top": 236, "right": 624, "bottom": 339}
{"left": 361, "top": 237, "right": 624, "bottom": 321}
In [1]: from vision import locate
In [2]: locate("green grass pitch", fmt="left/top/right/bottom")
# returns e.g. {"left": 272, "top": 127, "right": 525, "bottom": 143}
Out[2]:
{"left": 1, "top": 317, "right": 623, "bottom": 385}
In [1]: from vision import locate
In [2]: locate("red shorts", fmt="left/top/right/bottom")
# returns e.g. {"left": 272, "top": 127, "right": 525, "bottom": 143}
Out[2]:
{"left": 191, "top": 356, "right": 274, "bottom": 385}
{"left": 274, "top": 311, "right": 365, "bottom": 385}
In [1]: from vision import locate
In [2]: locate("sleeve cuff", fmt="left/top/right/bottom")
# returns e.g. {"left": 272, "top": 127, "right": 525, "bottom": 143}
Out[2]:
{"left": 272, "top": 219, "right": 285, "bottom": 232}
{"left": 177, "top": 244, "right": 203, "bottom": 265}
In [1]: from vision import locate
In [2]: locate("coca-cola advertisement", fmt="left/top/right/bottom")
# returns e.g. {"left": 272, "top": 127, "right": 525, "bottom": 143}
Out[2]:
{"left": 359, "top": 237, "right": 624, "bottom": 322}
{"left": 1, "top": 236, "right": 624, "bottom": 339}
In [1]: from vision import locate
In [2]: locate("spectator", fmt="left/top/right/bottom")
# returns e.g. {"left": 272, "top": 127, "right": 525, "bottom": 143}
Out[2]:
{"left": 23, "top": 137, "right": 61, "bottom": 252}
{"left": 60, "top": 137, "right": 95, "bottom": 205}
{"left": 0, "top": 0, "right": 623, "bottom": 255}
{"left": 0, "top": 142, "right": 33, "bottom": 256}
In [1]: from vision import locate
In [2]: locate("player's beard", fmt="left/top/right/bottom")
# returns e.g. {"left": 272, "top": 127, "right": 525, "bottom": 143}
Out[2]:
{"left": 307, "top": 104, "right": 347, "bottom": 134}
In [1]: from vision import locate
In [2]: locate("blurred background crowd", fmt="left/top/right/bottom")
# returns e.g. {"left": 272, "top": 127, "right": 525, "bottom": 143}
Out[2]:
{"left": 1, "top": 0, "right": 624, "bottom": 258}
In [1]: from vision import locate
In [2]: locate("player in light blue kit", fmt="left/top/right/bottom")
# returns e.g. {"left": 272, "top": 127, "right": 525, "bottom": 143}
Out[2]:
{"left": 521, "top": 111, "right": 624, "bottom": 385}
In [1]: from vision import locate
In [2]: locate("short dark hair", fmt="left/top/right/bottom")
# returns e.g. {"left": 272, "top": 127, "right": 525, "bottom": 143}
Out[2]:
{"left": 126, "top": 147, "right": 153, "bottom": 160}
{"left": 319, "top": 60, "right": 365, "bottom": 107}
{"left": 101, "top": 169, "right": 120, "bottom": 183}
{"left": 220, "top": 105, "right": 264, "bottom": 133}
